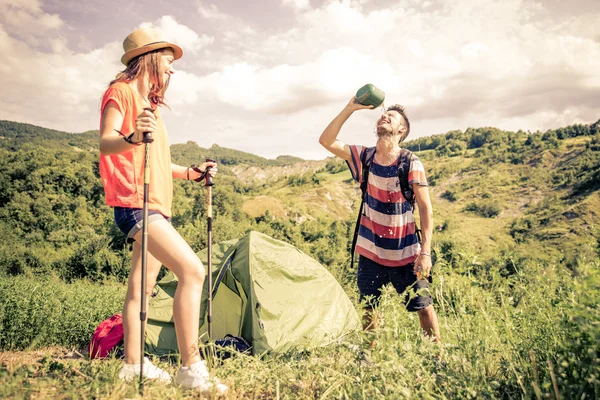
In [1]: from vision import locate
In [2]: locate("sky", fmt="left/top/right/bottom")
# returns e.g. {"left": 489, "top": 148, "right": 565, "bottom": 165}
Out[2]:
{"left": 0, "top": 0, "right": 598, "bottom": 160}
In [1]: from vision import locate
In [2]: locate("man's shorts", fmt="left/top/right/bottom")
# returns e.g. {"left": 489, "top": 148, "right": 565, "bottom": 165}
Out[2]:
{"left": 357, "top": 255, "right": 433, "bottom": 312}
{"left": 114, "top": 207, "right": 171, "bottom": 244}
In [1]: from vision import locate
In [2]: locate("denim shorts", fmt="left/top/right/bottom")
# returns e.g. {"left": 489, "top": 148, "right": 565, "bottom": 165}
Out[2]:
{"left": 114, "top": 207, "right": 170, "bottom": 244}
{"left": 357, "top": 255, "right": 432, "bottom": 312}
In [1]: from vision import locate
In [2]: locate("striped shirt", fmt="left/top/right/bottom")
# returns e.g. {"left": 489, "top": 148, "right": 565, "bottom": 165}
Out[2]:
{"left": 346, "top": 145, "right": 428, "bottom": 267}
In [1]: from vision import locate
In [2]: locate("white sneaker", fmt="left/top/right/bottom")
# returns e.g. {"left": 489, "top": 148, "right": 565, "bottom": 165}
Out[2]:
{"left": 175, "top": 360, "right": 229, "bottom": 395}
{"left": 118, "top": 357, "right": 172, "bottom": 383}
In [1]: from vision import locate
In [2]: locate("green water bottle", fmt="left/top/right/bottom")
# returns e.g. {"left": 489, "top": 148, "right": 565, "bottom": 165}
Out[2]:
{"left": 356, "top": 84, "right": 385, "bottom": 108}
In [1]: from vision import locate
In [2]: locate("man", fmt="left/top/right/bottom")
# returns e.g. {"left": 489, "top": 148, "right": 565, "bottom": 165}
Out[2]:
{"left": 319, "top": 96, "right": 441, "bottom": 344}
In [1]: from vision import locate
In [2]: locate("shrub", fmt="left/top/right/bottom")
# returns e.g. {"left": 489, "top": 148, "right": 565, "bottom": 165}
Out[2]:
{"left": 465, "top": 200, "right": 502, "bottom": 218}
{"left": 509, "top": 216, "right": 535, "bottom": 243}
{"left": 441, "top": 189, "right": 457, "bottom": 202}
{"left": 287, "top": 174, "right": 308, "bottom": 186}
{"left": 323, "top": 159, "right": 346, "bottom": 174}
{"left": 0, "top": 276, "right": 125, "bottom": 350}
{"left": 551, "top": 263, "right": 600, "bottom": 397}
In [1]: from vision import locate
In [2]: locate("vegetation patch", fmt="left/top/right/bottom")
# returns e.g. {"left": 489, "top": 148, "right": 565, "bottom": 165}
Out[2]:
{"left": 465, "top": 200, "right": 502, "bottom": 218}
{"left": 1, "top": 119, "right": 599, "bottom": 398}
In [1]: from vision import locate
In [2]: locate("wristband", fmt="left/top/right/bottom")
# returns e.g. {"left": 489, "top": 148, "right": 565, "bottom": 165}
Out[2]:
{"left": 190, "top": 164, "right": 207, "bottom": 182}
{"left": 420, "top": 252, "right": 431, "bottom": 257}
{"left": 117, "top": 129, "right": 142, "bottom": 146}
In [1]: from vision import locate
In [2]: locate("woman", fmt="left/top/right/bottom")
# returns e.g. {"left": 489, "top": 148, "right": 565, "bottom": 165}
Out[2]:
{"left": 98, "top": 27, "right": 227, "bottom": 394}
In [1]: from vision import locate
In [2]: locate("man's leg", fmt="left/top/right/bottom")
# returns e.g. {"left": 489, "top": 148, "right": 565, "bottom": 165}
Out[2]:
{"left": 362, "top": 307, "right": 379, "bottom": 350}
{"left": 357, "top": 256, "right": 387, "bottom": 350}
{"left": 362, "top": 307, "right": 378, "bottom": 331}
{"left": 417, "top": 304, "right": 441, "bottom": 343}
{"left": 390, "top": 264, "right": 442, "bottom": 342}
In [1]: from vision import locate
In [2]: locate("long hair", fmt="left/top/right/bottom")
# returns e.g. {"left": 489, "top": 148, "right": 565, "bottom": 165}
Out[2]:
{"left": 109, "top": 49, "right": 170, "bottom": 107}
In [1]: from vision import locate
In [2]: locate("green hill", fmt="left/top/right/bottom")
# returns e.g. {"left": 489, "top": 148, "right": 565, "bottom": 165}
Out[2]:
{"left": 0, "top": 118, "right": 598, "bottom": 281}
{"left": 0, "top": 120, "right": 98, "bottom": 151}
{"left": 1, "top": 119, "right": 599, "bottom": 399}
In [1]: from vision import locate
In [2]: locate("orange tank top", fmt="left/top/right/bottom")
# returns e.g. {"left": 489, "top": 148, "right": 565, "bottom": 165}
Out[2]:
{"left": 99, "top": 82, "right": 173, "bottom": 217}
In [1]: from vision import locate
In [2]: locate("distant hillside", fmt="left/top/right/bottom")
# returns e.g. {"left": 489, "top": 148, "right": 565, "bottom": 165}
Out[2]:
{"left": 0, "top": 119, "right": 598, "bottom": 282}
{"left": 276, "top": 155, "right": 306, "bottom": 164}
{"left": 170, "top": 142, "right": 300, "bottom": 168}
{"left": 0, "top": 120, "right": 308, "bottom": 168}
{"left": 0, "top": 121, "right": 98, "bottom": 151}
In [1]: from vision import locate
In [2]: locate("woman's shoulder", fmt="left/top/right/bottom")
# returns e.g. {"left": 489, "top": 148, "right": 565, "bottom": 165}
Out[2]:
{"left": 101, "top": 81, "right": 134, "bottom": 113}
{"left": 105, "top": 81, "right": 132, "bottom": 96}
{"left": 102, "top": 82, "right": 134, "bottom": 104}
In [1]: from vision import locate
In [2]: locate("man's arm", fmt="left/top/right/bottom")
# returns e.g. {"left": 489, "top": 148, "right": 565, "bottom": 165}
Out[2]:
{"left": 319, "top": 96, "right": 373, "bottom": 161}
{"left": 413, "top": 184, "right": 434, "bottom": 277}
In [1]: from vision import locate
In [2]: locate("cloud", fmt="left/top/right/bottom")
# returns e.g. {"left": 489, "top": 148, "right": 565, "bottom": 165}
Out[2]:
{"left": 174, "top": 46, "right": 399, "bottom": 115}
{"left": 0, "top": 22, "right": 122, "bottom": 130}
{"left": 0, "top": 16, "right": 208, "bottom": 133}
{"left": 0, "top": 0, "right": 63, "bottom": 46}
{"left": 282, "top": 0, "right": 311, "bottom": 11}
{"left": 196, "top": 1, "right": 228, "bottom": 19}
{"left": 175, "top": 0, "right": 599, "bottom": 158}
{"left": 140, "top": 15, "right": 214, "bottom": 55}
{"left": 1, "top": 0, "right": 599, "bottom": 160}
{"left": 187, "top": 0, "right": 599, "bottom": 120}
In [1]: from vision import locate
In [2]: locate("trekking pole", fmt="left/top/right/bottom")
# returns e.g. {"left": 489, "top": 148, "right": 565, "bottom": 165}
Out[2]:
{"left": 204, "top": 158, "right": 215, "bottom": 340}
{"left": 139, "top": 108, "right": 154, "bottom": 395}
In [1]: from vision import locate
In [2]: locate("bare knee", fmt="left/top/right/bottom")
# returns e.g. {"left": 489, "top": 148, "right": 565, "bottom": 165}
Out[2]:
{"left": 126, "top": 282, "right": 156, "bottom": 302}
{"left": 177, "top": 259, "right": 205, "bottom": 288}
{"left": 417, "top": 304, "right": 434, "bottom": 317}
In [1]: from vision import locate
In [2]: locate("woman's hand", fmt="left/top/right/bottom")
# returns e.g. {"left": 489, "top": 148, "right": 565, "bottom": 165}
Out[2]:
{"left": 131, "top": 109, "right": 156, "bottom": 143}
{"left": 190, "top": 161, "right": 218, "bottom": 181}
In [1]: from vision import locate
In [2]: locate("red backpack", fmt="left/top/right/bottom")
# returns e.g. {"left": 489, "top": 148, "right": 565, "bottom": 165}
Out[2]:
{"left": 88, "top": 313, "right": 124, "bottom": 359}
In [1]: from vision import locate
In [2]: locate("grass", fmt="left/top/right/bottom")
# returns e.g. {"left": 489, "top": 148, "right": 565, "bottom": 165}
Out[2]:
{"left": 1, "top": 256, "right": 598, "bottom": 399}
{"left": 0, "top": 276, "right": 125, "bottom": 351}
{"left": 242, "top": 196, "right": 287, "bottom": 219}
{"left": 1, "top": 131, "right": 599, "bottom": 398}
{"left": 241, "top": 169, "right": 358, "bottom": 222}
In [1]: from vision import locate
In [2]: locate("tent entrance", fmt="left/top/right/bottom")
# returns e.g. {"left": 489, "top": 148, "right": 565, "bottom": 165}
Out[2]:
{"left": 199, "top": 269, "right": 247, "bottom": 341}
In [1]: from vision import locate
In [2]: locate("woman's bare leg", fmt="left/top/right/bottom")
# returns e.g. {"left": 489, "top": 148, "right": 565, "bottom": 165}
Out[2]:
{"left": 137, "top": 219, "right": 205, "bottom": 367}
{"left": 122, "top": 242, "right": 163, "bottom": 364}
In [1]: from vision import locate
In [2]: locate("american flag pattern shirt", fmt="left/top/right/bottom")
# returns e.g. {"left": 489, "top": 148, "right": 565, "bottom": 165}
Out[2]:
{"left": 346, "top": 145, "right": 428, "bottom": 267}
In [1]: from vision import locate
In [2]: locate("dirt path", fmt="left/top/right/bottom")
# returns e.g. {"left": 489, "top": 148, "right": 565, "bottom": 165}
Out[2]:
{"left": 0, "top": 347, "right": 85, "bottom": 373}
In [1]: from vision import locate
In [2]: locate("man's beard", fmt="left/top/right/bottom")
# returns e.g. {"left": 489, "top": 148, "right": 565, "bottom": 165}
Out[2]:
{"left": 376, "top": 123, "right": 396, "bottom": 138}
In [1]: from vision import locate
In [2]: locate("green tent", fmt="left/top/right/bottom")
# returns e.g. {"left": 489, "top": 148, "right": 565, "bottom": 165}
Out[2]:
{"left": 146, "top": 231, "right": 360, "bottom": 356}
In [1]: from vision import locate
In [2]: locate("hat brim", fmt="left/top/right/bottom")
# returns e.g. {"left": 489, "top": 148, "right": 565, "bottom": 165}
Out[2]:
{"left": 121, "top": 42, "right": 183, "bottom": 66}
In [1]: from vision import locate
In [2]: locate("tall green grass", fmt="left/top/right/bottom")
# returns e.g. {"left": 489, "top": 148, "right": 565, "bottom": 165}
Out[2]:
{"left": 1, "top": 257, "right": 598, "bottom": 398}
{"left": 0, "top": 276, "right": 125, "bottom": 350}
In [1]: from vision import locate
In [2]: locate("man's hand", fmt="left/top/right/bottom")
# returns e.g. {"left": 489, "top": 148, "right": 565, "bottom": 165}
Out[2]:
{"left": 345, "top": 96, "right": 375, "bottom": 112}
{"left": 318, "top": 96, "right": 375, "bottom": 161}
{"left": 414, "top": 253, "right": 432, "bottom": 280}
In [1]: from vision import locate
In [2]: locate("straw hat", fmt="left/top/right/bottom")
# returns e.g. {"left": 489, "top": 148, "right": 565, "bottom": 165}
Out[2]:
{"left": 121, "top": 28, "right": 183, "bottom": 66}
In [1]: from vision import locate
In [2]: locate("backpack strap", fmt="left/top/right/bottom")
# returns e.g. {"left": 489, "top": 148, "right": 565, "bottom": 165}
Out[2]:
{"left": 397, "top": 149, "right": 415, "bottom": 210}
{"left": 397, "top": 149, "right": 422, "bottom": 242}
{"left": 350, "top": 147, "right": 376, "bottom": 269}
